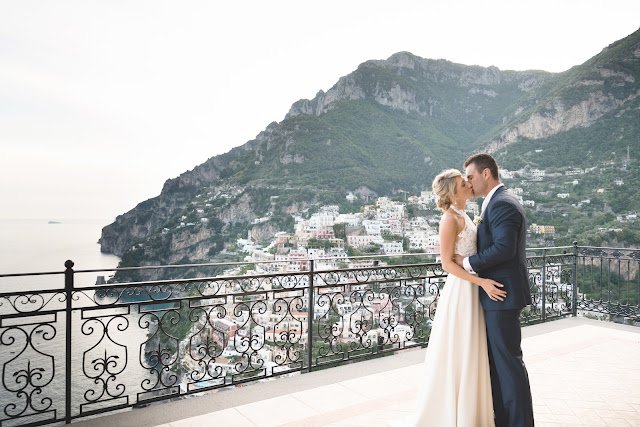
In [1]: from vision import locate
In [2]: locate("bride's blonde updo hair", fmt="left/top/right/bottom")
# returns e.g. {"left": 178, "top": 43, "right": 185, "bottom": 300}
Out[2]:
{"left": 432, "top": 168, "right": 462, "bottom": 212}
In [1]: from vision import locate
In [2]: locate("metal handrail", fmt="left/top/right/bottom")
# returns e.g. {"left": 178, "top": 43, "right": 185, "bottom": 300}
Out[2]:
{"left": 2, "top": 243, "right": 640, "bottom": 426}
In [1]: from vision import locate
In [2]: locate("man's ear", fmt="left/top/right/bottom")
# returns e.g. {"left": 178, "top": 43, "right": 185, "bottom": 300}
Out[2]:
{"left": 482, "top": 168, "right": 491, "bottom": 180}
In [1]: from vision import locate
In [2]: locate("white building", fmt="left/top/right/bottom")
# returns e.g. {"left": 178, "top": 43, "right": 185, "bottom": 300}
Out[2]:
{"left": 363, "top": 220, "right": 382, "bottom": 236}
{"left": 382, "top": 241, "right": 404, "bottom": 255}
{"left": 420, "top": 191, "right": 437, "bottom": 204}
{"left": 334, "top": 213, "right": 362, "bottom": 227}
{"left": 410, "top": 217, "right": 430, "bottom": 230}
{"left": 309, "top": 213, "right": 335, "bottom": 230}
{"left": 531, "top": 169, "right": 546, "bottom": 179}
{"left": 500, "top": 169, "right": 516, "bottom": 180}
{"left": 388, "top": 219, "right": 403, "bottom": 235}
{"left": 407, "top": 231, "right": 429, "bottom": 250}
{"left": 347, "top": 235, "right": 375, "bottom": 248}
{"left": 378, "top": 221, "right": 392, "bottom": 235}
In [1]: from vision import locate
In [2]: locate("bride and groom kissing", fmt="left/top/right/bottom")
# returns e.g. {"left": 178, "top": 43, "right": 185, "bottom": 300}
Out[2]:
{"left": 396, "top": 154, "right": 534, "bottom": 426}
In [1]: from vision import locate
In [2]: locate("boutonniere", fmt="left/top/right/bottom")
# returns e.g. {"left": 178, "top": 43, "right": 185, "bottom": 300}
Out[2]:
{"left": 473, "top": 216, "right": 483, "bottom": 225}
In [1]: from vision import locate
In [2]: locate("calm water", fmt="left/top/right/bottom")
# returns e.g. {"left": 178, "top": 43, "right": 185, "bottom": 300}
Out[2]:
{"left": 0, "top": 219, "right": 151, "bottom": 423}
{"left": 0, "top": 218, "right": 121, "bottom": 290}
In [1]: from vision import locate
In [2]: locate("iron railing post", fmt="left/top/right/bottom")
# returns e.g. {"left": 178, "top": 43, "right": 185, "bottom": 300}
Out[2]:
{"left": 64, "top": 260, "right": 74, "bottom": 424}
{"left": 307, "top": 259, "right": 315, "bottom": 373}
{"left": 572, "top": 241, "right": 578, "bottom": 316}
{"left": 541, "top": 249, "right": 547, "bottom": 322}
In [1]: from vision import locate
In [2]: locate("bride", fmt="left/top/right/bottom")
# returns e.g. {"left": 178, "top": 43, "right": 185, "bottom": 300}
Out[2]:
{"left": 397, "top": 169, "right": 506, "bottom": 426}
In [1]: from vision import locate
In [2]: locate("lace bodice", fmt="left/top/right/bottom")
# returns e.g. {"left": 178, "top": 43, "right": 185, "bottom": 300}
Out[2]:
{"left": 449, "top": 206, "right": 477, "bottom": 257}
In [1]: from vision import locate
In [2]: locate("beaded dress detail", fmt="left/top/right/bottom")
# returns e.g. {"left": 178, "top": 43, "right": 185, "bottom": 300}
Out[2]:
{"left": 450, "top": 205, "right": 477, "bottom": 258}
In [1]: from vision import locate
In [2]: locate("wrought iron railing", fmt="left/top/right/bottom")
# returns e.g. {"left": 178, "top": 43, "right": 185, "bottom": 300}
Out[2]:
{"left": 1, "top": 243, "right": 639, "bottom": 426}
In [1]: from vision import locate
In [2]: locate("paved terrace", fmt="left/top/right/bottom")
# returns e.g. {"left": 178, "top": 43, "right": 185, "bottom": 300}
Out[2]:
{"left": 74, "top": 317, "right": 640, "bottom": 427}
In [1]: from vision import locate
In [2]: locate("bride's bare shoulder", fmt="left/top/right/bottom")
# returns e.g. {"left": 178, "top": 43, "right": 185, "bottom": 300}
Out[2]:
{"left": 440, "top": 210, "right": 458, "bottom": 228}
{"left": 440, "top": 210, "right": 464, "bottom": 233}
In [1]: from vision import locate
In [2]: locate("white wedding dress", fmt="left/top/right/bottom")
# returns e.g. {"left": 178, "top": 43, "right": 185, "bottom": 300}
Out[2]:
{"left": 395, "top": 206, "right": 494, "bottom": 426}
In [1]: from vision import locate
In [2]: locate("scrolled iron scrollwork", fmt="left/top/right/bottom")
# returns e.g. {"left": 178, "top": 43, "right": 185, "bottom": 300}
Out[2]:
{"left": 269, "top": 296, "right": 305, "bottom": 368}
{"left": 82, "top": 316, "right": 128, "bottom": 403}
{"left": 1, "top": 324, "right": 56, "bottom": 421}
{"left": 187, "top": 304, "right": 227, "bottom": 380}
{"left": 0, "top": 292, "right": 65, "bottom": 315}
{"left": 139, "top": 309, "right": 180, "bottom": 393}
{"left": 315, "top": 291, "right": 347, "bottom": 362}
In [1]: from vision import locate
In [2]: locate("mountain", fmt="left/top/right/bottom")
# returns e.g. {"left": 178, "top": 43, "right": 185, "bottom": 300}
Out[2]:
{"left": 101, "top": 28, "right": 640, "bottom": 271}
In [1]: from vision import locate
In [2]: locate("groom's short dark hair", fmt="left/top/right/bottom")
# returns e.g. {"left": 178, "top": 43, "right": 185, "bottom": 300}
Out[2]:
{"left": 464, "top": 153, "right": 499, "bottom": 180}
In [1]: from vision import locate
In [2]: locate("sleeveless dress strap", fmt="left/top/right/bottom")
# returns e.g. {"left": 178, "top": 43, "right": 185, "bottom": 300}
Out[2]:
{"left": 449, "top": 206, "right": 466, "bottom": 217}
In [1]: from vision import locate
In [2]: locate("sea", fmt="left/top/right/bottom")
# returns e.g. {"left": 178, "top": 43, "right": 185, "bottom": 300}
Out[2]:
{"left": 0, "top": 219, "right": 155, "bottom": 422}
{"left": 0, "top": 218, "right": 121, "bottom": 291}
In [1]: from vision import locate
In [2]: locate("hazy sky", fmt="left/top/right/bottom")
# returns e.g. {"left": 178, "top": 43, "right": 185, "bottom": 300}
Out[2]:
{"left": 1, "top": 1, "right": 639, "bottom": 222}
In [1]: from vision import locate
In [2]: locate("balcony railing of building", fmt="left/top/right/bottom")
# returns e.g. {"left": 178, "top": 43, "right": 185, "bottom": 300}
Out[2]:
{"left": 1, "top": 243, "right": 639, "bottom": 426}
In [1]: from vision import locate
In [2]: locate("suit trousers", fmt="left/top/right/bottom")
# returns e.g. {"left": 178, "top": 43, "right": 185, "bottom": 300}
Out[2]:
{"left": 484, "top": 309, "right": 534, "bottom": 427}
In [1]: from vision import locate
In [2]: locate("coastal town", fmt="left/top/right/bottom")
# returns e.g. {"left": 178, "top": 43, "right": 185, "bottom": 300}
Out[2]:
{"left": 219, "top": 165, "right": 604, "bottom": 276}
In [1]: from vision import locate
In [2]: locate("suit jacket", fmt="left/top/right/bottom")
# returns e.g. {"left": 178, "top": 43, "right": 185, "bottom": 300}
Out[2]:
{"left": 469, "top": 186, "right": 532, "bottom": 311}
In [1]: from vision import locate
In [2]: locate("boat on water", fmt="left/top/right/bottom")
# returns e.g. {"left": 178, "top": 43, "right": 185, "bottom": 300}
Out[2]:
{"left": 48, "top": 221, "right": 61, "bottom": 224}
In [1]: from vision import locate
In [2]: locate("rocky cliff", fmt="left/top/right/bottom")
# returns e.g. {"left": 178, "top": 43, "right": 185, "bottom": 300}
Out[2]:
{"left": 487, "top": 29, "right": 640, "bottom": 152}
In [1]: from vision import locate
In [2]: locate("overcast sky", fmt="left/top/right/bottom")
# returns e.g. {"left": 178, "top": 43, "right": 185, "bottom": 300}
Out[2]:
{"left": 1, "top": 1, "right": 638, "bottom": 221}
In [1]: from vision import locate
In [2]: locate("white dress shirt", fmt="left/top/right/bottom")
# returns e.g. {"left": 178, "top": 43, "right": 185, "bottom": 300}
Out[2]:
{"left": 463, "top": 183, "right": 504, "bottom": 274}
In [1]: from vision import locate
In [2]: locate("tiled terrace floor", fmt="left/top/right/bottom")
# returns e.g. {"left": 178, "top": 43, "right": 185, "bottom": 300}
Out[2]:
{"left": 77, "top": 317, "right": 640, "bottom": 427}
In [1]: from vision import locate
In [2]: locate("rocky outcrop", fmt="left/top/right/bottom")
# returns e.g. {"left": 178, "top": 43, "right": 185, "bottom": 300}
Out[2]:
{"left": 217, "top": 192, "right": 255, "bottom": 227}
{"left": 286, "top": 74, "right": 366, "bottom": 118}
{"left": 373, "top": 83, "right": 422, "bottom": 115}
{"left": 249, "top": 222, "right": 280, "bottom": 245}
{"left": 280, "top": 154, "right": 306, "bottom": 164}
{"left": 142, "top": 228, "right": 215, "bottom": 268}
{"left": 101, "top": 144, "right": 244, "bottom": 256}
{"left": 487, "top": 87, "right": 640, "bottom": 153}
{"left": 286, "top": 52, "right": 553, "bottom": 120}
{"left": 100, "top": 194, "right": 191, "bottom": 256}
{"left": 485, "top": 29, "right": 640, "bottom": 152}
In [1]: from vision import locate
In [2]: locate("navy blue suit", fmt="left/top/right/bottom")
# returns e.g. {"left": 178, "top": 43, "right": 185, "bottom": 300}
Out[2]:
{"left": 468, "top": 186, "right": 534, "bottom": 427}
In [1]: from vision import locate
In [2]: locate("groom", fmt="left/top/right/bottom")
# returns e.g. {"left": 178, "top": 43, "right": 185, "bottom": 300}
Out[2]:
{"left": 454, "top": 153, "right": 534, "bottom": 427}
